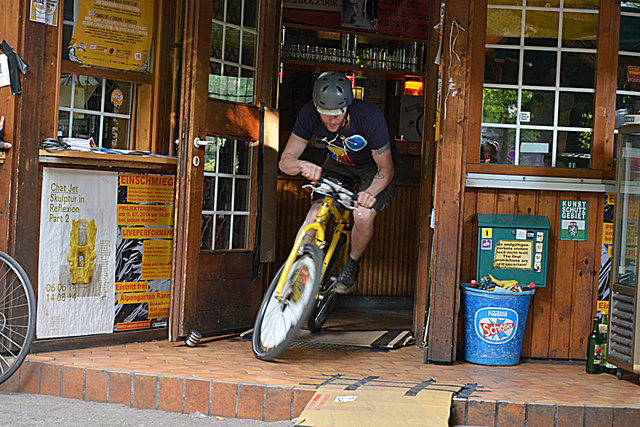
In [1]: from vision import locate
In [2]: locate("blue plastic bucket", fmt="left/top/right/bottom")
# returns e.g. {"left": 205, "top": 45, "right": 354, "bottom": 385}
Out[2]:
{"left": 461, "top": 283, "right": 535, "bottom": 366}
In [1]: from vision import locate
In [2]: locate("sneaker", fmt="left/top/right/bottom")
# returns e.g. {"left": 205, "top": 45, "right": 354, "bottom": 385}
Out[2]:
{"left": 334, "top": 257, "right": 360, "bottom": 294}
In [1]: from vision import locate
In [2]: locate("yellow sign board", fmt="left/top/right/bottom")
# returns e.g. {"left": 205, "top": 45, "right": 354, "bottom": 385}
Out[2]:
{"left": 69, "top": 0, "right": 154, "bottom": 72}
{"left": 493, "top": 240, "right": 533, "bottom": 270}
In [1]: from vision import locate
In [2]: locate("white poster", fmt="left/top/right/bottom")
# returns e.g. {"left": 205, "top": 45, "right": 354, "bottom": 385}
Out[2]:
{"left": 29, "top": 0, "right": 59, "bottom": 26}
{"left": 37, "top": 168, "right": 118, "bottom": 338}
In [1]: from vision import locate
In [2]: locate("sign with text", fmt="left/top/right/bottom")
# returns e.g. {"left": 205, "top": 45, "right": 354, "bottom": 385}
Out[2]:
{"left": 284, "top": 0, "right": 341, "bottom": 11}
{"left": 493, "top": 240, "right": 533, "bottom": 270}
{"left": 69, "top": 0, "right": 154, "bottom": 72}
{"left": 378, "top": 0, "right": 429, "bottom": 39}
{"left": 560, "top": 200, "right": 588, "bottom": 241}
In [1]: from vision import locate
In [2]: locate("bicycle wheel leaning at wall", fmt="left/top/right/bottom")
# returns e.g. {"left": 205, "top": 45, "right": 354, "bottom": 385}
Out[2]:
{"left": 252, "top": 244, "right": 323, "bottom": 361}
{"left": 0, "top": 251, "right": 36, "bottom": 385}
{"left": 308, "top": 234, "right": 347, "bottom": 332}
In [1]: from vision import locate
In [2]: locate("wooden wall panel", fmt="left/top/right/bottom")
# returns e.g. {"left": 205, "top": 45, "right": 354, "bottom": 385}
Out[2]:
{"left": 276, "top": 176, "right": 418, "bottom": 297}
{"left": 462, "top": 187, "right": 606, "bottom": 360}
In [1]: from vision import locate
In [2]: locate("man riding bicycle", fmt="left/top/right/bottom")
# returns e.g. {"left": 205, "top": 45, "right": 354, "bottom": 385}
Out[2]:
{"left": 279, "top": 71, "right": 397, "bottom": 295}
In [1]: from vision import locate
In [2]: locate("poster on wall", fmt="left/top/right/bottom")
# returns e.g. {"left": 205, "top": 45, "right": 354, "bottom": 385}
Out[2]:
{"left": 598, "top": 194, "right": 614, "bottom": 314}
{"left": 68, "top": 0, "right": 154, "bottom": 72}
{"left": 37, "top": 168, "right": 118, "bottom": 338}
{"left": 30, "top": 0, "right": 59, "bottom": 26}
{"left": 559, "top": 200, "right": 588, "bottom": 241}
{"left": 114, "top": 173, "right": 175, "bottom": 332}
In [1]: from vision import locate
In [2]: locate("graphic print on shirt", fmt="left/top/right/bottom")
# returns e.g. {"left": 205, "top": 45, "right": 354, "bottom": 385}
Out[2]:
{"left": 320, "top": 134, "right": 368, "bottom": 166}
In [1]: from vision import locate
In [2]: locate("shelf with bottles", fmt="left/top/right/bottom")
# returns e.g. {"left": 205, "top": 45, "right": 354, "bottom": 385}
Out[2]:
{"left": 281, "top": 24, "right": 426, "bottom": 75}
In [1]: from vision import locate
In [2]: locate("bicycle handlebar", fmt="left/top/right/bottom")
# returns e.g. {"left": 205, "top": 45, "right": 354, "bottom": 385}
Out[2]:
{"left": 302, "top": 177, "right": 361, "bottom": 214}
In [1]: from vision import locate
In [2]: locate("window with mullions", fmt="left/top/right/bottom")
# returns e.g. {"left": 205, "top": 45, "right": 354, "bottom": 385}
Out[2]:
{"left": 481, "top": 0, "right": 599, "bottom": 168}
{"left": 58, "top": 73, "right": 134, "bottom": 148}
{"left": 209, "top": 0, "right": 260, "bottom": 103}
{"left": 614, "top": 2, "right": 640, "bottom": 169}
{"left": 201, "top": 137, "right": 253, "bottom": 250}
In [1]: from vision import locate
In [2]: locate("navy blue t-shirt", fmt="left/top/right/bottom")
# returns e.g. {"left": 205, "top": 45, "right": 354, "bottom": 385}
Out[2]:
{"left": 292, "top": 99, "right": 390, "bottom": 168}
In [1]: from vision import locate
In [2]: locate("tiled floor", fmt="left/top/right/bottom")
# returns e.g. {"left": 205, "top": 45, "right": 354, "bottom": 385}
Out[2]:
{"left": 4, "top": 308, "right": 640, "bottom": 425}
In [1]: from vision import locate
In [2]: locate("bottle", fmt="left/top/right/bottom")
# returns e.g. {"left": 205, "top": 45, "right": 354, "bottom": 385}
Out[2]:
{"left": 599, "top": 313, "right": 608, "bottom": 365}
{"left": 586, "top": 316, "right": 602, "bottom": 374}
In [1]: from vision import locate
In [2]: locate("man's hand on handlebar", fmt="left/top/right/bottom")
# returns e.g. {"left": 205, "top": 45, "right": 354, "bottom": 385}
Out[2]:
{"left": 299, "top": 160, "right": 322, "bottom": 182}
{"left": 0, "top": 116, "right": 11, "bottom": 151}
{"left": 356, "top": 190, "right": 376, "bottom": 210}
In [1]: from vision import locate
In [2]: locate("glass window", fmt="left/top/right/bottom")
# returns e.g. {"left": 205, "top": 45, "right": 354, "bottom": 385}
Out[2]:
{"left": 481, "top": 2, "right": 598, "bottom": 168}
{"left": 201, "top": 137, "right": 253, "bottom": 250}
{"left": 615, "top": 3, "right": 640, "bottom": 169}
{"left": 58, "top": 73, "right": 134, "bottom": 149}
{"left": 209, "top": 0, "right": 260, "bottom": 104}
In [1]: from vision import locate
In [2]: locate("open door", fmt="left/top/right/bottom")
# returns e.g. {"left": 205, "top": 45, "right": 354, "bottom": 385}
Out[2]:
{"left": 170, "top": 0, "right": 277, "bottom": 339}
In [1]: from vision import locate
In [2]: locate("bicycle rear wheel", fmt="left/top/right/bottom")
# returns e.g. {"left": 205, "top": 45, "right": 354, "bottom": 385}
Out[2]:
{"left": 252, "top": 244, "right": 322, "bottom": 361}
{"left": 308, "top": 235, "right": 346, "bottom": 332}
{"left": 0, "top": 251, "right": 36, "bottom": 385}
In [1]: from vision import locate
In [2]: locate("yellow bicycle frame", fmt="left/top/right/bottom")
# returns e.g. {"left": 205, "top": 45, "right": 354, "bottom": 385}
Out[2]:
{"left": 274, "top": 195, "right": 352, "bottom": 300}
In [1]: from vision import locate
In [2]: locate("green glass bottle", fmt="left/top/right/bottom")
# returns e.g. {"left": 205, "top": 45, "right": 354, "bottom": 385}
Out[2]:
{"left": 599, "top": 313, "right": 609, "bottom": 365}
{"left": 586, "top": 316, "right": 602, "bottom": 374}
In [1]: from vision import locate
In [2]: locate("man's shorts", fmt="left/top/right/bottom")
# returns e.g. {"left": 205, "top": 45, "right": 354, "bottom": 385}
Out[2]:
{"left": 313, "top": 157, "right": 398, "bottom": 212}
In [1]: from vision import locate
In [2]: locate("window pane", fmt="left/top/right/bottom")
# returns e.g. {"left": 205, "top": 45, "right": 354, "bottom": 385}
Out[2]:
{"left": 232, "top": 216, "right": 248, "bottom": 249}
{"left": 562, "top": 12, "right": 598, "bottom": 49}
{"left": 104, "top": 80, "right": 132, "bottom": 114}
{"left": 617, "top": 55, "right": 640, "bottom": 91}
{"left": 620, "top": 16, "right": 640, "bottom": 53}
{"left": 219, "top": 140, "right": 235, "bottom": 174}
{"left": 528, "top": 0, "right": 559, "bottom": 6}
{"left": 616, "top": 94, "right": 640, "bottom": 128}
{"left": 241, "top": 31, "right": 256, "bottom": 67}
{"left": 243, "top": 0, "right": 258, "bottom": 28}
{"left": 226, "top": 0, "right": 242, "bottom": 25}
{"left": 564, "top": 0, "right": 598, "bottom": 9}
{"left": 203, "top": 176, "right": 215, "bottom": 210}
{"left": 58, "top": 111, "right": 70, "bottom": 138}
{"left": 204, "top": 139, "right": 220, "bottom": 172}
{"left": 236, "top": 140, "right": 251, "bottom": 174}
{"left": 560, "top": 52, "right": 595, "bottom": 88}
{"left": 201, "top": 214, "right": 214, "bottom": 249}
{"left": 486, "top": 8, "right": 521, "bottom": 45}
{"left": 520, "top": 130, "right": 551, "bottom": 167}
{"left": 523, "top": 50, "right": 557, "bottom": 86}
{"left": 74, "top": 76, "right": 102, "bottom": 111}
{"left": 484, "top": 48, "right": 519, "bottom": 85}
{"left": 521, "top": 90, "right": 555, "bottom": 126}
{"left": 524, "top": 11, "right": 559, "bottom": 47}
{"left": 234, "top": 179, "right": 250, "bottom": 211}
{"left": 211, "top": 22, "right": 223, "bottom": 60}
{"left": 213, "top": 1, "right": 224, "bottom": 21}
{"left": 482, "top": 88, "right": 518, "bottom": 124}
{"left": 556, "top": 130, "right": 591, "bottom": 169}
{"left": 59, "top": 73, "right": 72, "bottom": 107}
{"left": 558, "top": 92, "right": 594, "bottom": 128}
{"left": 224, "top": 27, "right": 240, "bottom": 63}
{"left": 217, "top": 178, "right": 233, "bottom": 211}
{"left": 103, "top": 117, "right": 130, "bottom": 149}
{"left": 488, "top": 0, "right": 522, "bottom": 5}
{"left": 215, "top": 215, "right": 231, "bottom": 249}
{"left": 72, "top": 112, "right": 100, "bottom": 140}
{"left": 481, "top": 127, "right": 516, "bottom": 164}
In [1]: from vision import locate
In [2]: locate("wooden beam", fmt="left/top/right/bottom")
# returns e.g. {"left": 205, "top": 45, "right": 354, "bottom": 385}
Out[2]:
{"left": 427, "top": 0, "right": 472, "bottom": 364}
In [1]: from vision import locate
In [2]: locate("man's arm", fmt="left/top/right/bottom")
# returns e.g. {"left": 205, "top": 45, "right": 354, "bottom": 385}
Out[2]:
{"left": 279, "top": 132, "right": 322, "bottom": 181}
{"left": 364, "top": 142, "right": 394, "bottom": 197}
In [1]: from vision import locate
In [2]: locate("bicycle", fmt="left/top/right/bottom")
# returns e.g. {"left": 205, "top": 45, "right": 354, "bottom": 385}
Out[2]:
{"left": 252, "top": 176, "right": 357, "bottom": 361}
{"left": 0, "top": 251, "right": 36, "bottom": 384}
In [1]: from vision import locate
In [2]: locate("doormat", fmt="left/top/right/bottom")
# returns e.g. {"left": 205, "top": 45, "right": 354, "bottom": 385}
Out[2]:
{"left": 295, "top": 378, "right": 460, "bottom": 427}
{"left": 293, "top": 329, "right": 414, "bottom": 350}
{"left": 239, "top": 329, "right": 414, "bottom": 351}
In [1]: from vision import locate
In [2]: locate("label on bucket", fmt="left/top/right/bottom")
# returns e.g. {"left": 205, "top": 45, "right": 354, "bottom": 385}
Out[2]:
{"left": 474, "top": 307, "right": 518, "bottom": 344}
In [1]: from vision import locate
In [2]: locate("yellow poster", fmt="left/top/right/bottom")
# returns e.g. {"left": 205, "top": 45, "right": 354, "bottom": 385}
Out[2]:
{"left": 69, "top": 0, "right": 154, "bottom": 72}
{"left": 141, "top": 240, "right": 172, "bottom": 280}
{"left": 493, "top": 240, "right": 533, "bottom": 270}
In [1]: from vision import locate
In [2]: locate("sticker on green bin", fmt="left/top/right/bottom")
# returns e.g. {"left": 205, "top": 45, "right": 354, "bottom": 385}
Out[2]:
{"left": 559, "top": 200, "right": 588, "bottom": 241}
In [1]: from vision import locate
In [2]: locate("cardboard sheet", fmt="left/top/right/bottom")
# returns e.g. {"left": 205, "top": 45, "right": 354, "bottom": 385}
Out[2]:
{"left": 296, "top": 385, "right": 452, "bottom": 426}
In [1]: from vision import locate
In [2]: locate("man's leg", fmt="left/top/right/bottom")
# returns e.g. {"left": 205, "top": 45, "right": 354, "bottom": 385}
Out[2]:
{"left": 335, "top": 206, "right": 376, "bottom": 294}
{"left": 296, "top": 203, "right": 321, "bottom": 245}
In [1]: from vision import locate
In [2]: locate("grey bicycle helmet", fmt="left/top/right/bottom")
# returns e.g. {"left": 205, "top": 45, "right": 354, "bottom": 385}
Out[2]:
{"left": 312, "top": 72, "right": 353, "bottom": 116}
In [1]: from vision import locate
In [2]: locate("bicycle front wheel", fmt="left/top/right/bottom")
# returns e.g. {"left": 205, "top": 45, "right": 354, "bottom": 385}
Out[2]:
{"left": 308, "top": 234, "right": 346, "bottom": 332}
{"left": 0, "top": 251, "right": 36, "bottom": 385}
{"left": 252, "top": 244, "right": 322, "bottom": 361}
